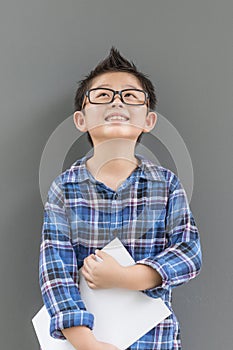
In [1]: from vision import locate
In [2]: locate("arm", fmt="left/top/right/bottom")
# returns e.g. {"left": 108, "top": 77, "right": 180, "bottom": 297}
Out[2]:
{"left": 135, "top": 173, "right": 202, "bottom": 298}
{"left": 39, "top": 176, "right": 94, "bottom": 340}
{"left": 119, "top": 263, "right": 162, "bottom": 290}
{"left": 40, "top": 178, "right": 120, "bottom": 349}
{"left": 82, "top": 250, "right": 162, "bottom": 290}
{"left": 62, "top": 326, "right": 119, "bottom": 350}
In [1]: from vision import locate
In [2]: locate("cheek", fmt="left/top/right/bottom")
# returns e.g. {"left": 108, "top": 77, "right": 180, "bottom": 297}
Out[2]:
{"left": 85, "top": 106, "right": 106, "bottom": 128}
{"left": 128, "top": 116, "right": 146, "bottom": 130}
{"left": 129, "top": 107, "right": 147, "bottom": 123}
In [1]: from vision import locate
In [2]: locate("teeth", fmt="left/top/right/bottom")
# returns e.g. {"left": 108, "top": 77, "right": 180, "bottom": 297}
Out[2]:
{"left": 106, "top": 116, "right": 128, "bottom": 121}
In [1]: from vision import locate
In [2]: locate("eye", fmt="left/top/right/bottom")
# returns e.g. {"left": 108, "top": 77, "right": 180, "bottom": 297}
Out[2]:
{"left": 124, "top": 92, "right": 137, "bottom": 98}
{"left": 96, "top": 92, "right": 110, "bottom": 98}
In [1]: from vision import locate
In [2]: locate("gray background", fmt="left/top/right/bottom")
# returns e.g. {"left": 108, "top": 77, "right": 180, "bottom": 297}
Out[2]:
{"left": 0, "top": 1, "right": 232, "bottom": 349}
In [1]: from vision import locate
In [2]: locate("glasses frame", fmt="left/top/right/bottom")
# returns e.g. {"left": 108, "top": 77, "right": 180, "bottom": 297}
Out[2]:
{"left": 81, "top": 87, "right": 149, "bottom": 109}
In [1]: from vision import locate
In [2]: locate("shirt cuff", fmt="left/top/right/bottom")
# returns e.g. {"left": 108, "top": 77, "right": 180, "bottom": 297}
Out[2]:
{"left": 136, "top": 257, "right": 171, "bottom": 298}
{"left": 50, "top": 310, "right": 94, "bottom": 339}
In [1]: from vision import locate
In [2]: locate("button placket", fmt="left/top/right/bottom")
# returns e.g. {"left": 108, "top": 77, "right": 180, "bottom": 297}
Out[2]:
{"left": 109, "top": 192, "right": 119, "bottom": 239}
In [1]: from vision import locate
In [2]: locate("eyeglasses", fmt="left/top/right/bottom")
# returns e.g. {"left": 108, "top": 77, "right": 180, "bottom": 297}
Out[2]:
{"left": 81, "top": 88, "right": 148, "bottom": 109}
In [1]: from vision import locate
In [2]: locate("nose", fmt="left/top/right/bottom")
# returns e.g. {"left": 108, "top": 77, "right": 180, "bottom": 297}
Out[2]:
{"left": 111, "top": 93, "right": 124, "bottom": 107}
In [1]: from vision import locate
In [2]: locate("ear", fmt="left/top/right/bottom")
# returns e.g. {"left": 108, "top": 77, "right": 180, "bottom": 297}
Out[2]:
{"left": 143, "top": 111, "right": 157, "bottom": 133}
{"left": 73, "top": 111, "right": 88, "bottom": 132}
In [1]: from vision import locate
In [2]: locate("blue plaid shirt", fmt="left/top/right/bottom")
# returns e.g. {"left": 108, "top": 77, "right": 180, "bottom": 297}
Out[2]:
{"left": 39, "top": 153, "right": 202, "bottom": 350}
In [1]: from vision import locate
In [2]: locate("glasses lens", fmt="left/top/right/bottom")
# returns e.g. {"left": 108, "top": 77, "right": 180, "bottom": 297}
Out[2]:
{"left": 88, "top": 88, "right": 146, "bottom": 105}
{"left": 122, "top": 90, "right": 146, "bottom": 105}
{"left": 89, "top": 89, "right": 113, "bottom": 104}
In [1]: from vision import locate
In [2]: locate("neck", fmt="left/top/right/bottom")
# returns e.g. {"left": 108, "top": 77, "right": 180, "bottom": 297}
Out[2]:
{"left": 86, "top": 138, "right": 139, "bottom": 178}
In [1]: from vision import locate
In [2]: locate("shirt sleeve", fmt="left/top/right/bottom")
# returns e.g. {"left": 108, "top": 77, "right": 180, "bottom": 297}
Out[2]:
{"left": 136, "top": 173, "right": 202, "bottom": 298}
{"left": 39, "top": 176, "right": 94, "bottom": 339}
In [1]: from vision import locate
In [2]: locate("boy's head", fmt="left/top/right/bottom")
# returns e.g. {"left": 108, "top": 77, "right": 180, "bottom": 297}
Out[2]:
{"left": 74, "top": 47, "right": 157, "bottom": 147}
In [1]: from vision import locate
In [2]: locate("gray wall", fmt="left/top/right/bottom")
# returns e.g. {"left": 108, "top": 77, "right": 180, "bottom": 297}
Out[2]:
{"left": 0, "top": 1, "right": 232, "bottom": 349}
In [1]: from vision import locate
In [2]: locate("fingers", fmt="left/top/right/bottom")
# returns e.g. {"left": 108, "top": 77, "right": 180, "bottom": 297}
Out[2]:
{"left": 81, "top": 268, "right": 96, "bottom": 288}
{"left": 83, "top": 254, "right": 97, "bottom": 271}
{"left": 81, "top": 267, "right": 99, "bottom": 289}
{"left": 82, "top": 259, "right": 95, "bottom": 278}
{"left": 87, "top": 281, "right": 98, "bottom": 289}
{"left": 82, "top": 254, "right": 100, "bottom": 288}
{"left": 95, "top": 249, "right": 108, "bottom": 259}
{"left": 81, "top": 251, "right": 110, "bottom": 289}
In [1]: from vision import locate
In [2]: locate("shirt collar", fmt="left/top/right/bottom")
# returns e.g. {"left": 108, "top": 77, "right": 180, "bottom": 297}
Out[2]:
{"left": 63, "top": 153, "right": 165, "bottom": 184}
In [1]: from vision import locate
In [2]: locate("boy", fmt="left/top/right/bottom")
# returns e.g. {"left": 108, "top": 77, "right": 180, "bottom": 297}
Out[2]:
{"left": 39, "top": 47, "right": 202, "bottom": 350}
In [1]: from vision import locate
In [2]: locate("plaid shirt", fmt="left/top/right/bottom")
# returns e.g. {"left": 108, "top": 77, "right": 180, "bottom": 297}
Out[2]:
{"left": 39, "top": 153, "right": 202, "bottom": 350}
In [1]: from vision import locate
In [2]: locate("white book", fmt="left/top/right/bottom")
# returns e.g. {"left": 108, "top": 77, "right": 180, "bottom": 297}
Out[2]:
{"left": 32, "top": 238, "right": 171, "bottom": 350}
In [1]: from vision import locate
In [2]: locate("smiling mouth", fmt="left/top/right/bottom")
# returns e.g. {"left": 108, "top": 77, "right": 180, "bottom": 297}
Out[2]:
{"left": 105, "top": 115, "right": 129, "bottom": 122}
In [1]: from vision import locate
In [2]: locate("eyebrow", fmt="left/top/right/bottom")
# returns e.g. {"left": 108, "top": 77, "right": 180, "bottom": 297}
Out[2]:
{"left": 94, "top": 84, "right": 140, "bottom": 89}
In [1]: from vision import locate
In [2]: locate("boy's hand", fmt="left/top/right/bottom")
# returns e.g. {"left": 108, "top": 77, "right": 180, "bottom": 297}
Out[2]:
{"left": 82, "top": 250, "right": 124, "bottom": 289}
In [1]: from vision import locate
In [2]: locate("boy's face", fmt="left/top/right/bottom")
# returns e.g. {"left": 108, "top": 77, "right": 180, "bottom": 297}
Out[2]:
{"left": 74, "top": 72, "right": 157, "bottom": 146}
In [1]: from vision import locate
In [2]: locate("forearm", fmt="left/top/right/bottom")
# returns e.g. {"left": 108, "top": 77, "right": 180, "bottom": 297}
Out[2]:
{"left": 62, "top": 326, "right": 119, "bottom": 350}
{"left": 62, "top": 326, "right": 97, "bottom": 350}
{"left": 118, "top": 264, "right": 162, "bottom": 291}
